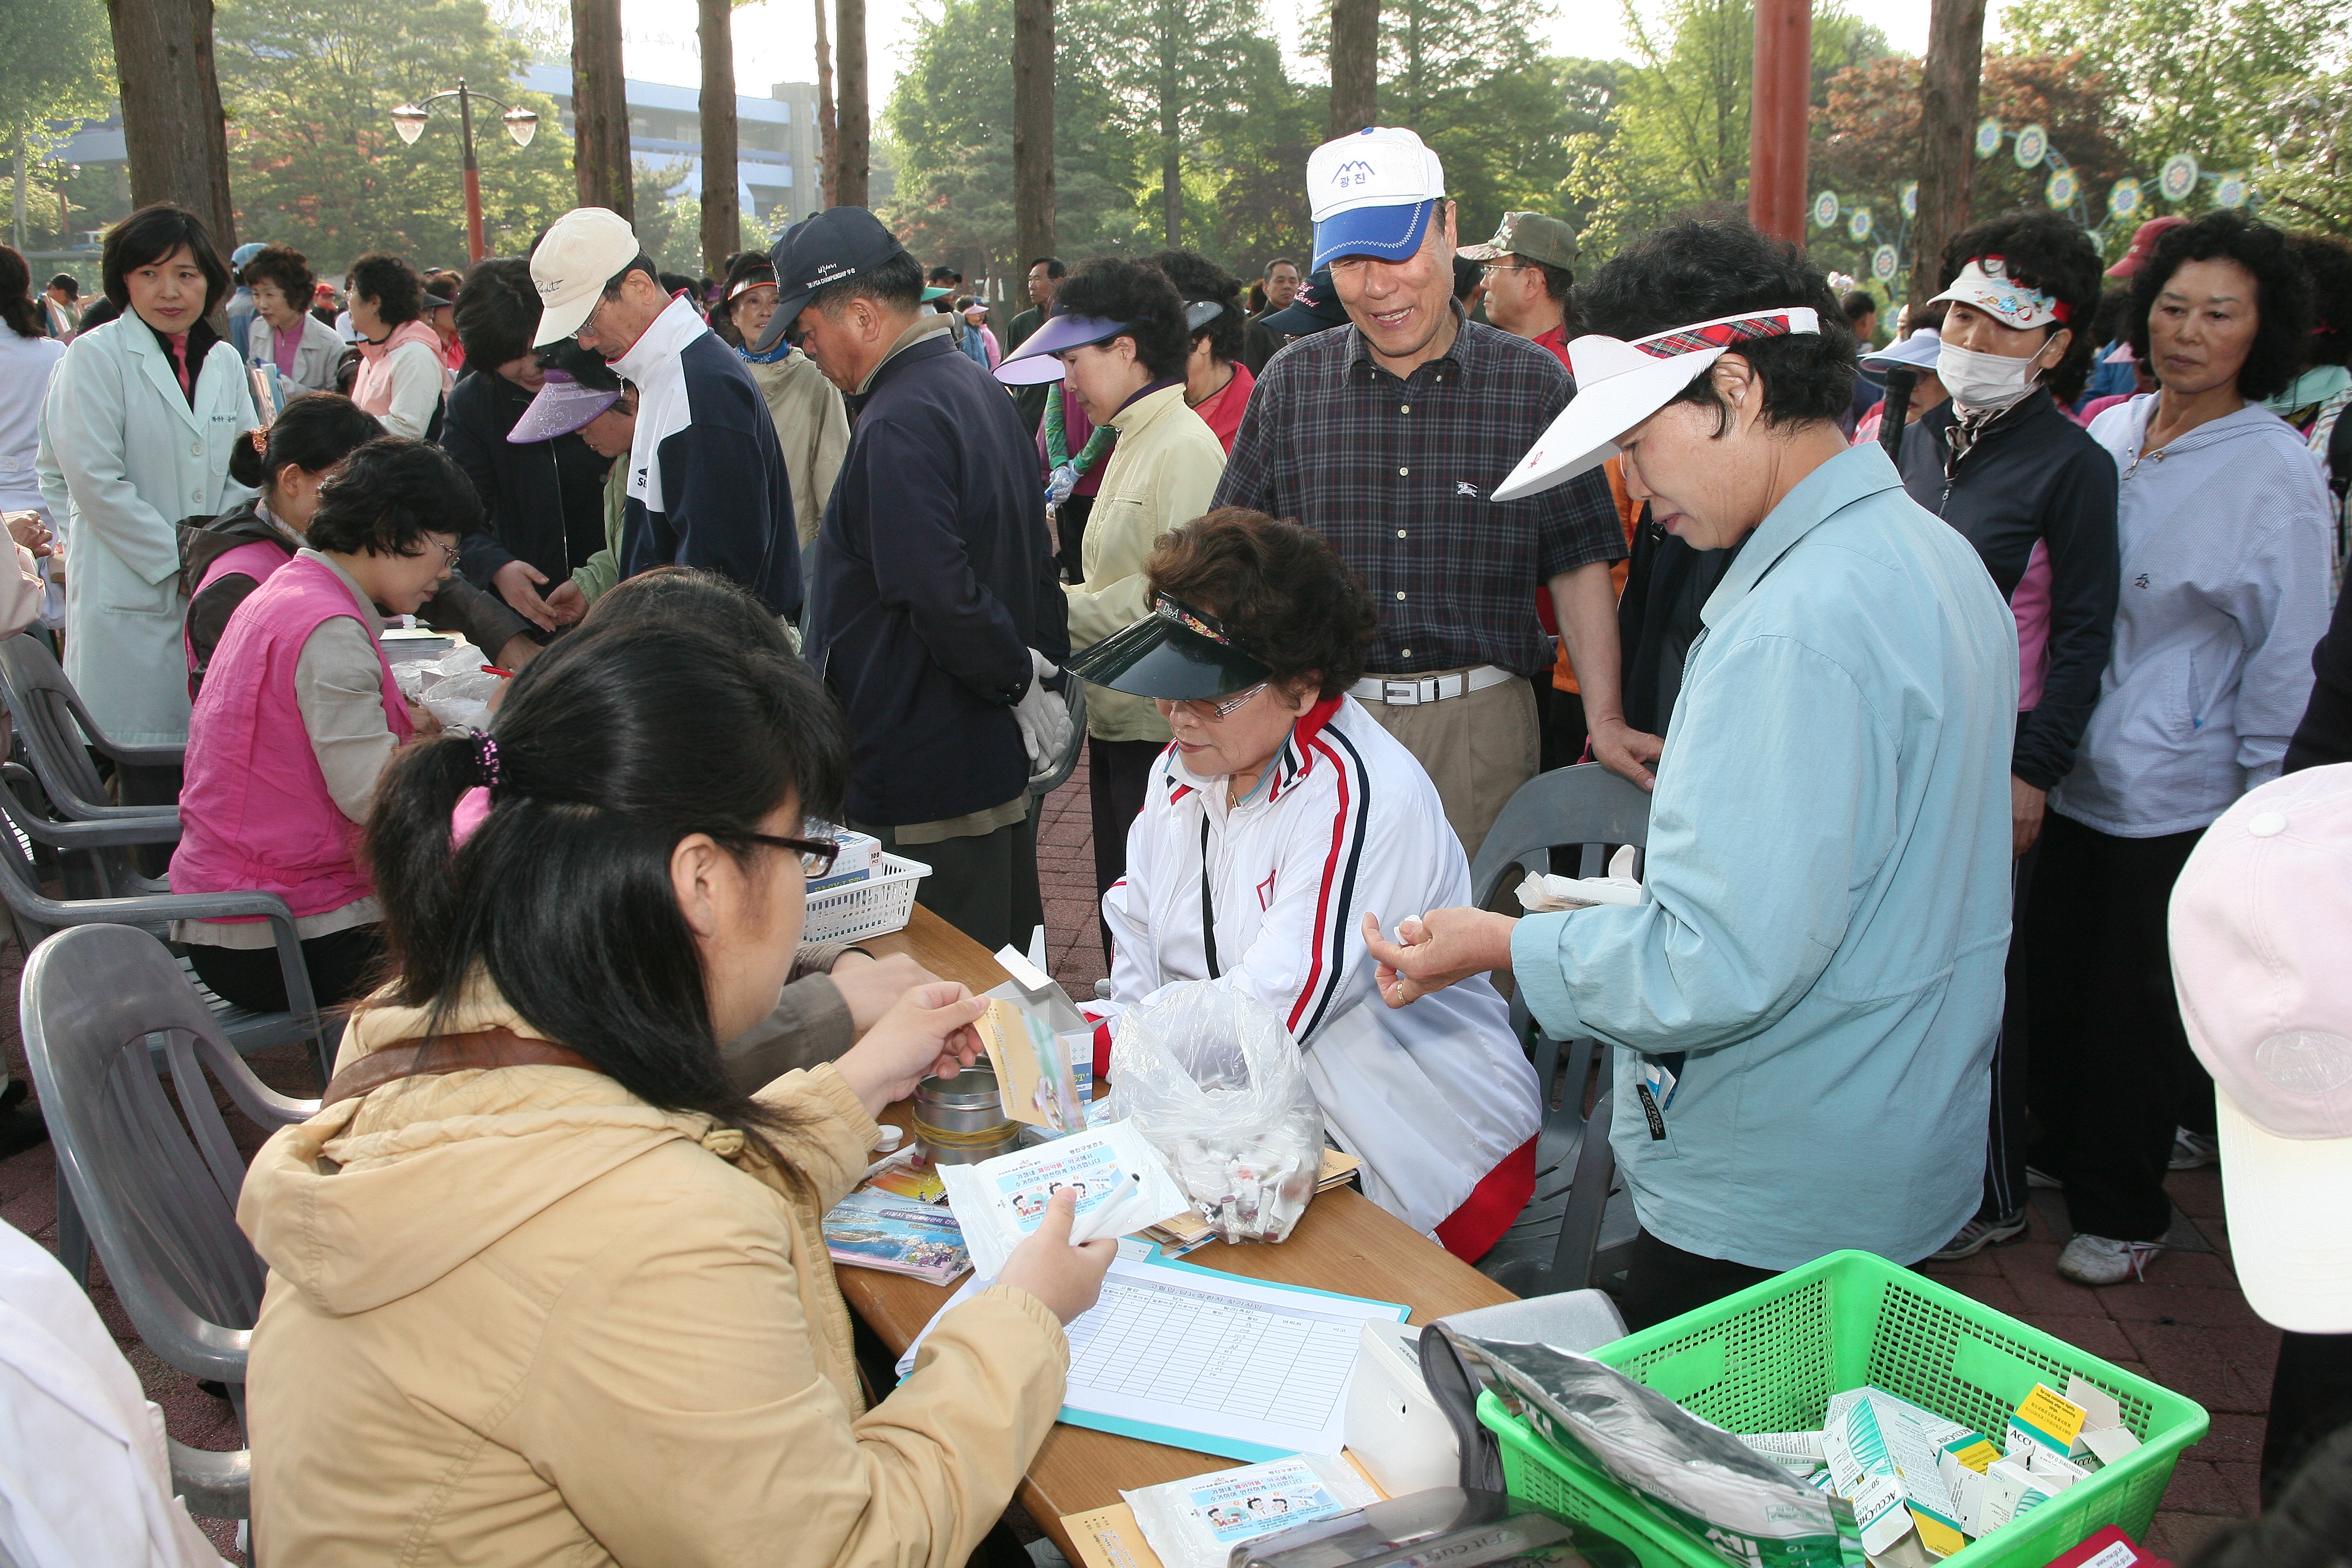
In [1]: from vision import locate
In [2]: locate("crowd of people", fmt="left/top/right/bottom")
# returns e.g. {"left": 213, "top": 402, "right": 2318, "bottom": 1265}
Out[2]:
{"left": 3, "top": 111, "right": 2351, "bottom": 1568}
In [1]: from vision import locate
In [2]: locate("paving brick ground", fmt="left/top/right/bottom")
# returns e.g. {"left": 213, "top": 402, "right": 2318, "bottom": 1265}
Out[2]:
{"left": 5, "top": 750, "right": 2270, "bottom": 1562}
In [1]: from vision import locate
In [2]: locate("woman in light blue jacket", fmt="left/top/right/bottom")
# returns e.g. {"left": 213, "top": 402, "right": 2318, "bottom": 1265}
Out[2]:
{"left": 37, "top": 206, "right": 256, "bottom": 781}
{"left": 2025, "top": 211, "right": 2330, "bottom": 1287}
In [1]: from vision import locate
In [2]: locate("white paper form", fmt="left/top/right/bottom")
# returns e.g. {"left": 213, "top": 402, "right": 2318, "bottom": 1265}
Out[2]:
{"left": 895, "top": 1253, "right": 1407, "bottom": 1461}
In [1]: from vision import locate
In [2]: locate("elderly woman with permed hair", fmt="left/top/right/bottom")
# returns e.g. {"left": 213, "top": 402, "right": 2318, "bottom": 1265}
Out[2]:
{"left": 1361, "top": 220, "right": 2020, "bottom": 1326}
{"left": 1072, "top": 507, "right": 1541, "bottom": 1262}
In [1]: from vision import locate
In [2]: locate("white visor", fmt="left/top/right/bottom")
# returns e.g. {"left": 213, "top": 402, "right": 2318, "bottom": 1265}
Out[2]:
{"left": 2216, "top": 1087, "right": 2352, "bottom": 1333}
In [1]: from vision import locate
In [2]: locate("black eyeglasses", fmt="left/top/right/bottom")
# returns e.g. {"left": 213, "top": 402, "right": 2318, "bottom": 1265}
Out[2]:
{"left": 732, "top": 831, "right": 839, "bottom": 878}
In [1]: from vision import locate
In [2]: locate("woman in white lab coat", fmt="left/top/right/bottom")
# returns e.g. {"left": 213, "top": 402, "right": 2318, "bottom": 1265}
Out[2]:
{"left": 37, "top": 205, "right": 256, "bottom": 763}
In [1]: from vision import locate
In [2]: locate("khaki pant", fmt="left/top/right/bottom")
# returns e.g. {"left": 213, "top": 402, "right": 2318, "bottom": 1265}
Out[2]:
{"left": 1361, "top": 669, "right": 1538, "bottom": 864}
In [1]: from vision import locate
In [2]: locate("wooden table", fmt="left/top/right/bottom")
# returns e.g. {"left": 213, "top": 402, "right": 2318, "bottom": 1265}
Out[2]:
{"left": 853, "top": 907, "right": 1516, "bottom": 1555}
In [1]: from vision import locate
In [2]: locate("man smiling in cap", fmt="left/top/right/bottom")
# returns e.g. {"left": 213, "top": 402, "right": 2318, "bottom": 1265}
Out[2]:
{"left": 758, "top": 206, "right": 1070, "bottom": 952}
{"left": 1212, "top": 128, "right": 1633, "bottom": 858}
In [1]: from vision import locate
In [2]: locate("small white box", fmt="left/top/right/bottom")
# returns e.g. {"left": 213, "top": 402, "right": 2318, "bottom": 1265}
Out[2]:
{"left": 1342, "top": 1320, "right": 1458, "bottom": 1497}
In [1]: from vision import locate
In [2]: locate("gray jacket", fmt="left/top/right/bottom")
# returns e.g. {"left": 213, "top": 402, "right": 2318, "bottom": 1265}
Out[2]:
{"left": 2051, "top": 395, "right": 2332, "bottom": 838}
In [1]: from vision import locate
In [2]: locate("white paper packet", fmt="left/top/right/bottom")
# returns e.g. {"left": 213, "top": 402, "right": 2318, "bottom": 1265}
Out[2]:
{"left": 1123, "top": 1455, "right": 1378, "bottom": 1568}
{"left": 937, "top": 1119, "right": 1191, "bottom": 1278}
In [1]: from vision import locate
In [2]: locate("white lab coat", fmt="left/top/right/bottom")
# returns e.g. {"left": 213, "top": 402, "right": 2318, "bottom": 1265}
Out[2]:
{"left": 37, "top": 316, "right": 256, "bottom": 744}
{"left": 1104, "top": 696, "right": 1542, "bottom": 1234}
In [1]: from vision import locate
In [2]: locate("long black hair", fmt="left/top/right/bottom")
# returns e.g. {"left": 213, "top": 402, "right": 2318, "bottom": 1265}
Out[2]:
{"left": 365, "top": 624, "right": 852, "bottom": 1154}
{"left": 0, "top": 246, "right": 41, "bottom": 340}
{"left": 225, "top": 393, "right": 382, "bottom": 491}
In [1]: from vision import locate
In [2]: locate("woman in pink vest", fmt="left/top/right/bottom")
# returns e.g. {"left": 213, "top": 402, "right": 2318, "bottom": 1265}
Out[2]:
{"left": 346, "top": 251, "right": 449, "bottom": 440}
{"left": 170, "top": 437, "right": 476, "bottom": 1012}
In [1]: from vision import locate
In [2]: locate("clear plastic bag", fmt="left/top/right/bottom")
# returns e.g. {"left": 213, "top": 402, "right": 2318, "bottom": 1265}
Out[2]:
{"left": 417, "top": 669, "right": 501, "bottom": 731}
{"left": 1107, "top": 982, "right": 1325, "bottom": 1244}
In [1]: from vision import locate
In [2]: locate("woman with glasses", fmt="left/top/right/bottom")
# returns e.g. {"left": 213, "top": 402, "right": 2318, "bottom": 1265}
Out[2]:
{"left": 1073, "top": 508, "right": 1540, "bottom": 1262}
{"left": 171, "top": 438, "right": 472, "bottom": 1013}
{"left": 240, "top": 614, "right": 1115, "bottom": 1565}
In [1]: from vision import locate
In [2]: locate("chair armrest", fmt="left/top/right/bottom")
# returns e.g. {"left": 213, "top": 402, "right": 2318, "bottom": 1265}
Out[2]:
{"left": 5, "top": 808, "right": 183, "bottom": 849}
{"left": 92, "top": 737, "right": 187, "bottom": 771}
{"left": 167, "top": 1437, "right": 250, "bottom": 1521}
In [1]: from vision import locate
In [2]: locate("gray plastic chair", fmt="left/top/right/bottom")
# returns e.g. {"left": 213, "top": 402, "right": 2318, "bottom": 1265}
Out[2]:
{"left": 1467, "top": 764, "right": 1650, "bottom": 1298}
{"left": 20, "top": 923, "right": 323, "bottom": 1522}
{"left": 1027, "top": 673, "right": 1089, "bottom": 799}
{"left": 0, "top": 768, "right": 330, "bottom": 1072}
{"left": 0, "top": 632, "right": 184, "bottom": 823}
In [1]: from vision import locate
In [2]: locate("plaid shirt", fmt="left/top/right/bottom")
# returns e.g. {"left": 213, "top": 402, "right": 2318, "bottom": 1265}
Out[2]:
{"left": 1213, "top": 310, "right": 1625, "bottom": 675}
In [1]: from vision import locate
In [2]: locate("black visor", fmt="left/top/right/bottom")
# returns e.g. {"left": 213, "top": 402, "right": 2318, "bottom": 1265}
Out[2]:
{"left": 1065, "top": 596, "right": 1272, "bottom": 700}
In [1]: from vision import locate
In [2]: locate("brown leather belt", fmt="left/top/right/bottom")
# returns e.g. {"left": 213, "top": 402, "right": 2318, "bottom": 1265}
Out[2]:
{"left": 321, "top": 1027, "right": 596, "bottom": 1107}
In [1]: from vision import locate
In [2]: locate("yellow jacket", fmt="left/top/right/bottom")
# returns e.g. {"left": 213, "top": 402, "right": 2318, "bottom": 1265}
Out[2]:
{"left": 1066, "top": 383, "right": 1226, "bottom": 743}
{"left": 237, "top": 986, "right": 1068, "bottom": 1566}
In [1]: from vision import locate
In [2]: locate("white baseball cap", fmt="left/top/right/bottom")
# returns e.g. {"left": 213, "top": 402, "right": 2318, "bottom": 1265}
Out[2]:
{"left": 1490, "top": 308, "right": 1821, "bottom": 501}
{"left": 1306, "top": 127, "right": 1446, "bottom": 271}
{"left": 2169, "top": 764, "right": 2352, "bottom": 1334}
{"left": 530, "top": 207, "right": 642, "bottom": 347}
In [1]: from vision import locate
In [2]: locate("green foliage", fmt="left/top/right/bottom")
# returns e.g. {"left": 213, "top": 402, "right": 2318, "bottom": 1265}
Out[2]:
{"left": 216, "top": 0, "right": 577, "bottom": 272}
{"left": 630, "top": 157, "right": 704, "bottom": 275}
{"left": 2004, "top": 0, "right": 2350, "bottom": 234}
{"left": 1098, "top": 0, "right": 1268, "bottom": 246}
{"left": 0, "top": 0, "right": 111, "bottom": 176}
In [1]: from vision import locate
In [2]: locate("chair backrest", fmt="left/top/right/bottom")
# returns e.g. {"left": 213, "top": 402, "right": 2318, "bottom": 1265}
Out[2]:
{"left": 20, "top": 925, "right": 319, "bottom": 1386}
{"left": 0, "top": 778, "right": 72, "bottom": 951}
{"left": 1028, "top": 676, "right": 1090, "bottom": 799}
{"left": 0, "top": 634, "right": 115, "bottom": 816}
{"left": 1468, "top": 762, "right": 1654, "bottom": 911}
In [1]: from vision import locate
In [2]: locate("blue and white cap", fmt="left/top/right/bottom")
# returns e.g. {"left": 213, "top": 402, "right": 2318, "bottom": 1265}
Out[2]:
{"left": 1306, "top": 127, "right": 1447, "bottom": 271}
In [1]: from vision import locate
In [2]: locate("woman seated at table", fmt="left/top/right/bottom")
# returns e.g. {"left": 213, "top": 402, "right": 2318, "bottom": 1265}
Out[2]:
{"left": 238, "top": 620, "right": 1115, "bottom": 1565}
{"left": 1075, "top": 509, "right": 1541, "bottom": 1262}
{"left": 169, "top": 437, "right": 470, "bottom": 1013}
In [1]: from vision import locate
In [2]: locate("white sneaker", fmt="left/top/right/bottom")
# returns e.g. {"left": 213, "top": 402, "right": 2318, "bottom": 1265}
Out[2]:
{"left": 2169, "top": 1128, "right": 2219, "bottom": 1170}
{"left": 2056, "top": 1233, "right": 2161, "bottom": 1286}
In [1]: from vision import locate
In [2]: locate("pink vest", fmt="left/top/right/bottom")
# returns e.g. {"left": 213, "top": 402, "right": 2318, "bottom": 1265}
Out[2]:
{"left": 171, "top": 554, "right": 414, "bottom": 919}
{"left": 351, "top": 319, "right": 445, "bottom": 422}
{"left": 184, "top": 537, "right": 293, "bottom": 677}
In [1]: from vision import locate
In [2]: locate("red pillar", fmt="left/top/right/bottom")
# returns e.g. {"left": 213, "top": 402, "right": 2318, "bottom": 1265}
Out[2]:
{"left": 1748, "top": 0, "right": 1813, "bottom": 246}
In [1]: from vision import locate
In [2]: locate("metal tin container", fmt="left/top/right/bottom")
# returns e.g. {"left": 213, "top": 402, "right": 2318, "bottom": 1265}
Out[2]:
{"left": 912, "top": 1067, "right": 1020, "bottom": 1165}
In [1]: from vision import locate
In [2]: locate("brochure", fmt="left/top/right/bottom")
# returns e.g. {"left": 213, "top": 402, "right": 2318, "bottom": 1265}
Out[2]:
{"left": 937, "top": 1119, "right": 1192, "bottom": 1278}
{"left": 821, "top": 1189, "right": 971, "bottom": 1284}
{"left": 978, "top": 997, "right": 1087, "bottom": 1133}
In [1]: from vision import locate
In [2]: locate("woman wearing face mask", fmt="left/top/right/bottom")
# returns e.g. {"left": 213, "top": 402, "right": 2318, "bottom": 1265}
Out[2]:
{"left": 2021, "top": 209, "right": 2332, "bottom": 1287}
{"left": 1358, "top": 220, "right": 2019, "bottom": 1327}
{"left": 717, "top": 252, "right": 849, "bottom": 549}
{"left": 1889, "top": 214, "right": 2121, "bottom": 1265}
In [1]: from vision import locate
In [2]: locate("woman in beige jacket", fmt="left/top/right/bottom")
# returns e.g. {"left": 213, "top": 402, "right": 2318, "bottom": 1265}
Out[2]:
{"left": 237, "top": 617, "right": 1114, "bottom": 1565}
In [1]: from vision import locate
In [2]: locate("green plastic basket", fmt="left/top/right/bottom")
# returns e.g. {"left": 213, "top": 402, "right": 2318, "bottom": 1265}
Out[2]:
{"left": 1479, "top": 1250, "right": 2208, "bottom": 1568}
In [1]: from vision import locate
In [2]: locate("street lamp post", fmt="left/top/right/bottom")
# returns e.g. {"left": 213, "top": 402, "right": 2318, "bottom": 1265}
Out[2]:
{"left": 390, "top": 79, "right": 540, "bottom": 264}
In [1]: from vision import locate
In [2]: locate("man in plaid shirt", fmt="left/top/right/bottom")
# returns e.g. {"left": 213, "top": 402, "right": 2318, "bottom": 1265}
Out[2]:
{"left": 1213, "top": 127, "right": 1635, "bottom": 858}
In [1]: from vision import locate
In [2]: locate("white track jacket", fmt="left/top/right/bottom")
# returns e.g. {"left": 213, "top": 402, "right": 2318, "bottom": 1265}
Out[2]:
{"left": 1104, "top": 696, "right": 1540, "bottom": 1234}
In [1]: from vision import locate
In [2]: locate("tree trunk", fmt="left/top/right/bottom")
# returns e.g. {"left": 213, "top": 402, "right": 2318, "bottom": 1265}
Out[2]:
{"left": 699, "top": 0, "right": 740, "bottom": 272}
{"left": 835, "top": 0, "right": 869, "bottom": 207}
{"left": 571, "top": 0, "right": 632, "bottom": 220}
{"left": 104, "top": 0, "right": 237, "bottom": 253}
{"left": 815, "top": 0, "right": 838, "bottom": 209}
{"left": 1328, "top": 0, "right": 1378, "bottom": 141}
{"left": 1747, "top": 0, "right": 1812, "bottom": 244}
{"left": 1012, "top": 0, "right": 1054, "bottom": 264}
{"left": 1913, "top": 0, "right": 1988, "bottom": 310}
{"left": 1159, "top": 7, "right": 1181, "bottom": 248}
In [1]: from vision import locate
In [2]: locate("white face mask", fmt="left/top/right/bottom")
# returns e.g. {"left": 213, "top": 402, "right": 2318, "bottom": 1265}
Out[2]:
{"left": 1936, "top": 338, "right": 2052, "bottom": 415}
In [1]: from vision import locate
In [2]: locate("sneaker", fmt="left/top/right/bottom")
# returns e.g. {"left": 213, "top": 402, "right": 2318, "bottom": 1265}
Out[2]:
{"left": 2169, "top": 1128, "right": 2219, "bottom": 1170}
{"left": 2026, "top": 1166, "right": 2064, "bottom": 1189}
{"left": 2056, "top": 1233, "right": 2162, "bottom": 1286}
{"left": 1931, "top": 1212, "right": 2028, "bottom": 1261}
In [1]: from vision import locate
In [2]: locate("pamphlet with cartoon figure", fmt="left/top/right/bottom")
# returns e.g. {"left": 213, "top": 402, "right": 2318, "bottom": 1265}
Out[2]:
{"left": 1122, "top": 1456, "right": 1378, "bottom": 1568}
{"left": 937, "top": 1120, "right": 1192, "bottom": 1278}
{"left": 978, "top": 997, "right": 1087, "bottom": 1133}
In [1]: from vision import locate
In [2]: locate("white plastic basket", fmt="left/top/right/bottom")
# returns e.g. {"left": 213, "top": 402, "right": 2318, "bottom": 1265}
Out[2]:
{"left": 797, "top": 852, "right": 930, "bottom": 963}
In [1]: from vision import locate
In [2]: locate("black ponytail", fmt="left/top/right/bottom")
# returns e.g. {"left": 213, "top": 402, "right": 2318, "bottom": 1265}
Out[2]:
{"left": 0, "top": 246, "right": 41, "bottom": 341}
{"left": 226, "top": 392, "right": 383, "bottom": 494}
{"left": 363, "top": 623, "right": 852, "bottom": 1158}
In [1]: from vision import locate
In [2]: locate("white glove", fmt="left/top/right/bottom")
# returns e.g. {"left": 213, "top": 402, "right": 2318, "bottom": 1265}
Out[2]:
{"left": 1013, "top": 648, "right": 1073, "bottom": 775}
{"left": 1045, "top": 463, "right": 1080, "bottom": 507}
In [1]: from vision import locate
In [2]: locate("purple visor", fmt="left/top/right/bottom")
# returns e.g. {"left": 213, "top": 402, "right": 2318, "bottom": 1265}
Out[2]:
{"left": 509, "top": 369, "right": 622, "bottom": 444}
{"left": 993, "top": 314, "right": 1130, "bottom": 386}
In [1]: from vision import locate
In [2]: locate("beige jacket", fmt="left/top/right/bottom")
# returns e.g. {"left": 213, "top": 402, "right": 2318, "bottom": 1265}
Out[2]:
{"left": 1066, "top": 384, "right": 1226, "bottom": 743}
{"left": 750, "top": 348, "right": 852, "bottom": 548}
{"left": 237, "top": 986, "right": 1069, "bottom": 1566}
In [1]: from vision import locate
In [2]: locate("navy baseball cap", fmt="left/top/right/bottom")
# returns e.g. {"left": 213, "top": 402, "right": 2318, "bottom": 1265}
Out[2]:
{"left": 1256, "top": 268, "right": 1350, "bottom": 337}
{"left": 751, "top": 206, "right": 912, "bottom": 354}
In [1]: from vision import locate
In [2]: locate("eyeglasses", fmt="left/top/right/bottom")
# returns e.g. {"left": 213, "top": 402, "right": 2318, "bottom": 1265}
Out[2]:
{"left": 572, "top": 291, "right": 614, "bottom": 344}
{"left": 1160, "top": 683, "right": 1268, "bottom": 722}
{"left": 735, "top": 831, "right": 841, "bottom": 878}
{"left": 1480, "top": 263, "right": 1528, "bottom": 276}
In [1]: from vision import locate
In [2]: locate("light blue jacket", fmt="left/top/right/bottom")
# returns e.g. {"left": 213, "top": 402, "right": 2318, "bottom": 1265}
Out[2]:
{"left": 1511, "top": 444, "right": 2018, "bottom": 1272}
{"left": 2049, "top": 396, "right": 2329, "bottom": 839}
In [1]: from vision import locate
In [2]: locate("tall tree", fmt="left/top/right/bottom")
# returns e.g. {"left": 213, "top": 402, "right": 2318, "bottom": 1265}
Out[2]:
{"left": 1099, "top": 0, "right": 1263, "bottom": 247}
{"left": 836, "top": 0, "right": 869, "bottom": 206}
{"left": 571, "top": 0, "right": 630, "bottom": 218}
{"left": 2, "top": 0, "right": 111, "bottom": 249}
{"left": 699, "top": 0, "right": 739, "bottom": 274}
{"left": 1012, "top": 0, "right": 1054, "bottom": 265}
{"left": 106, "top": 0, "right": 240, "bottom": 249}
{"left": 1912, "top": 0, "right": 1985, "bottom": 311}
{"left": 815, "top": 0, "right": 837, "bottom": 207}
{"left": 1328, "top": 0, "right": 1378, "bottom": 139}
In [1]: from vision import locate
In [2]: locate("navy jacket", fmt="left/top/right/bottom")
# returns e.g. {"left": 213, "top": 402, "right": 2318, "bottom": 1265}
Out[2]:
{"left": 440, "top": 370, "right": 613, "bottom": 584}
{"left": 806, "top": 328, "right": 1069, "bottom": 825}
